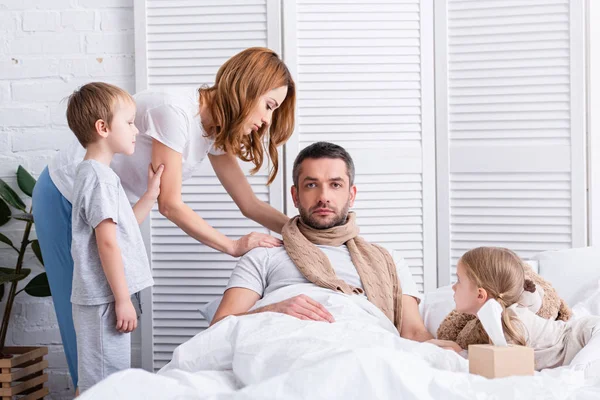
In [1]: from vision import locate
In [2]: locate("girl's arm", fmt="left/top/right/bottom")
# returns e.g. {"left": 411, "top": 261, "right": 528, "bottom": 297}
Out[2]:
{"left": 208, "top": 152, "right": 289, "bottom": 234}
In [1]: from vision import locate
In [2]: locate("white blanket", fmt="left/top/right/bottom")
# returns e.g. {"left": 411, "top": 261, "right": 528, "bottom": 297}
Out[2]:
{"left": 80, "top": 284, "right": 600, "bottom": 400}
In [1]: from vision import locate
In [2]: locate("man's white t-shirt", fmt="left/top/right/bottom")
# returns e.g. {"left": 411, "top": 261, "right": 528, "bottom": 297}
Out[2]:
{"left": 226, "top": 245, "right": 422, "bottom": 303}
{"left": 49, "top": 87, "right": 225, "bottom": 202}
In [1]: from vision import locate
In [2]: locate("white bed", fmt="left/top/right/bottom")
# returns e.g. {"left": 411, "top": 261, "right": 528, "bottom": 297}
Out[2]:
{"left": 80, "top": 248, "right": 600, "bottom": 400}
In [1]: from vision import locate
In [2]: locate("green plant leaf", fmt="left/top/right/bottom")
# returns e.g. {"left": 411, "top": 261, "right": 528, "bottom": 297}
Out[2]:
{"left": 0, "top": 233, "right": 14, "bottom": 249}
{"left": 0, "top": 199, "right": 10, "bottom": 227}
{"left": 0, "top": 267, "right": 31, "bottom": 277}
{"left": 0, "top": 179, "right": 26, "bottom": 212}
{"left": 0, "top": 274, "right": 22, "bottom": 284}
{"left": 30, "top": 240, "right": 43, "bottom": 266}
{"left": 24, "top": 272, "right": 51, "bottom": 297}
{"left": 12, "top": 213, "right": 33, "bottom": 222}
{"left": 0, "top": 267, "right": 31, "bottom": 285}
{"left": 17, "top": 166, "right": 36, "bottom": 198}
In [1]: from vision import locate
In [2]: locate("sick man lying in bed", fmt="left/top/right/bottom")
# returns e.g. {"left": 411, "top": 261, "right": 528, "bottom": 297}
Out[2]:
{"left": 211, "top": 141, "right": 440, "bottom": 345}
{"left": 86, "top": 142, "right": 586, "bottom": 399}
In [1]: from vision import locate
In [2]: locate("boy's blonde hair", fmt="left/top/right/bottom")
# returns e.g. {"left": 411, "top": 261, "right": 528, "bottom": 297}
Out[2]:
{"left": 459, "top": 246, "right": 527, "bottom": 346}
{"left": 66, "top": 82, "right": 134, "bottom": 148}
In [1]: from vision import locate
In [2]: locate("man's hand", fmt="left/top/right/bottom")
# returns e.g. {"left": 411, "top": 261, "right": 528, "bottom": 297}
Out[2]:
{"left": 426, "top": 339, "right": 463, "bottom": 354}
{"left": 400, "top": 294, "right": 434, "bottom": 342}
{"left": 261, "top": 295, "right": 335, "bottom": 323}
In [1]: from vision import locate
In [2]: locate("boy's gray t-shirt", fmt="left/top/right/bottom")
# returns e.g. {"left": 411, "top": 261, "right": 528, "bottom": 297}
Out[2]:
{"left": 71, "top": 160, "right": 154, "bottom": 305}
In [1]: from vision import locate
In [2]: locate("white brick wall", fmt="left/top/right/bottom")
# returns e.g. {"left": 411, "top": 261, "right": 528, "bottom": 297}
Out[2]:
{"left": 0, "top": 1, "right": 137, "bottom": 398}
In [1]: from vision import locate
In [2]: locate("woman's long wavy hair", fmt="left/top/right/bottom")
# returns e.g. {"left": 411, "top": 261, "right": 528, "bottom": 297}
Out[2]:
{"left": 199, "top": 47, "right": 296, "bottom": 185}
{"left": 460, "top": 247, "right": 528, "bottom": 346}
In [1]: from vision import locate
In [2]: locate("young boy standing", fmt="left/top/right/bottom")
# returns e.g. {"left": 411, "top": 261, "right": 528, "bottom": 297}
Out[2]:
{"left": 66, "top": 82, "right": 163, "bottom": 392}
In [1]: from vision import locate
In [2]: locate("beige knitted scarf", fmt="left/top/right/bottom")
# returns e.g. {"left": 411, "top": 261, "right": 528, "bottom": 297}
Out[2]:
{"left": 281, "top": 212, "right": 403, "bottom": 333}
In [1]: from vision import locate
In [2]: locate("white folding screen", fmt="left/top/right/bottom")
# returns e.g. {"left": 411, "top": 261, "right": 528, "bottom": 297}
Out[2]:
{"left": 435, "top": 0, "right": 586, "bottom": 285}
{"left": 282, "top": 0, "right": 437, "bottom": 294}
{"left": 135, "top": 0, "right": 283, "bottom": 371}
{"left": 135, "top": 0, "right": 589, "bottom": 372}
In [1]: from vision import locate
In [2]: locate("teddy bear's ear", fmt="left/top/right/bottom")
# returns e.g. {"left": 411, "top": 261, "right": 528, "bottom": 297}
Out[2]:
{"left": 523, "top": 268, "right": 571, "bottom": 321}
{"left": 557, "top": 300, "right": 573, "bottom": 321}
{"left": 518, "top": 286, "right": 544, "bottom": 314}
{"left": 524, "top": 279, "right": 536, "bottom": 293}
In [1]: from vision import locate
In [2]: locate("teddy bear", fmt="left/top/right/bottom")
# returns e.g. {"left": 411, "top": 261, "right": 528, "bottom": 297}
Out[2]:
{"left": 436, "top": 263, "right": 572, "bottom": 349}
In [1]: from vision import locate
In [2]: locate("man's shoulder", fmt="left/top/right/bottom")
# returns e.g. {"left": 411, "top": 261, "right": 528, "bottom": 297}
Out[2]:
{"left": 239, "top": 246, "right": 289, "bottom": 263}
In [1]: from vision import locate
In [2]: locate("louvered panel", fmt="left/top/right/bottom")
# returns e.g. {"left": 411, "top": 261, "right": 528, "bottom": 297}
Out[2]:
{"left": 439, "top": 0, "right": 586, "bottom": 284}
{"left": 447, "top": 0, "right": 571, "bottom": 147}
{"left": 286, "top": 0, "right": 436, "bottom": 294}
{"left": 140, "top": 0, "right": 282, "bottom": 371}
{"left": 150, "top": 158, "right": 274, "bottom": 370}
{"left": 146, "top": 0, "right": 269, "bottom": 87}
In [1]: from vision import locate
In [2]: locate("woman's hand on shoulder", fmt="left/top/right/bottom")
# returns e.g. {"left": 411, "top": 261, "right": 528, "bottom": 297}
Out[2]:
{"left": 231, "top": 232, "right": 283, "bottom": 257}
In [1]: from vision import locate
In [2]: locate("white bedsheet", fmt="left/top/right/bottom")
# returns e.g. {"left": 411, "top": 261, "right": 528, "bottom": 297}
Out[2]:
{"left": 80, "top": 284, "right": 600, "bottom": 400}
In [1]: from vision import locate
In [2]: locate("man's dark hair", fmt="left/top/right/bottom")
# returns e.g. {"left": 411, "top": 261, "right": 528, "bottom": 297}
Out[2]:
{"left": 292, "top": 141, "right": 355, "bottom": 187}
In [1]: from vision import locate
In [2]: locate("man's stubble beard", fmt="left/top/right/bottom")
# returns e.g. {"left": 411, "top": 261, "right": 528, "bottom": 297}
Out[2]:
{"left": 298, "top": 199, "right": 351, "bottom": 229}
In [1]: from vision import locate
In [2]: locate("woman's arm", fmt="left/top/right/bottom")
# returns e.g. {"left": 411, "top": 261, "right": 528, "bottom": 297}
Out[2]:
{"left": 151, "top": 139, "right": 281, "bottom": 256}
{"left": 208, "top": 153, "right": 289, "bottom": 234}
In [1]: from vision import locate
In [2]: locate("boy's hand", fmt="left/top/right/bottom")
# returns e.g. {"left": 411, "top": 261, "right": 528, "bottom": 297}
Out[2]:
{"left": 115, "top": 298, "right": 138, "bottom": 333}
{"left": 146, "top": 163, "right": 164, "bottom": 200}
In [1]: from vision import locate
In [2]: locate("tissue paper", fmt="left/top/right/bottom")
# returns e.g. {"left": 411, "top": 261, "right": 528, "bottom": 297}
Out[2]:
{"left": 477, "top": 299, "right": 507, "bottom": 346}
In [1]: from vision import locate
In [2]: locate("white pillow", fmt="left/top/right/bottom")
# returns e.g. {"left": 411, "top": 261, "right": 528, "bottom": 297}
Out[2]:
{"left": 533, "top": 247, "right": 600, "bottom": 306}
{"left": 199, "top": 298, "right": 222, "bottom": 322}
{"left": 524, "top": 259, "right": 539, "bottom": 274}
{"left": 419, "top": 285, "right": 455, "bottom": 338}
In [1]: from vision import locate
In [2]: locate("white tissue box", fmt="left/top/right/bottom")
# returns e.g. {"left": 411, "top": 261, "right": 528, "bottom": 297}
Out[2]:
{"left": 468, "top": 344, "right": 534, "bottom": 379}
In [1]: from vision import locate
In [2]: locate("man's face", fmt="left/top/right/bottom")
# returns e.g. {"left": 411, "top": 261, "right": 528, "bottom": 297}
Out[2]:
{"left": 291, "top": 158, "right": 356, "bottom": 229}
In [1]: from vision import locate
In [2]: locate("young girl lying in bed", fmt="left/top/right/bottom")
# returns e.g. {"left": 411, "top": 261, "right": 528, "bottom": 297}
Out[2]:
{"left": 439, "top": 246, "right": 600, "bottom": 370}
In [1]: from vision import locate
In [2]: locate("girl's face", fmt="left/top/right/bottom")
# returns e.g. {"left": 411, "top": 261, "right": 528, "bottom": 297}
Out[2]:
{"left": 452, "top": 260, "right": 486, "bottom": 315}
{"left": 245, "top": 85, "right": 288, "bottom": 135}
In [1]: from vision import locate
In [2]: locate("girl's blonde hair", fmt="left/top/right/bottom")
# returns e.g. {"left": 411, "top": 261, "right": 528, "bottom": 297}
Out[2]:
{"left": 459, "top": 246, "right": 527, "bottom": 346}
{"left": 199, "top": 47, "right": 296, "bottom": 185}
